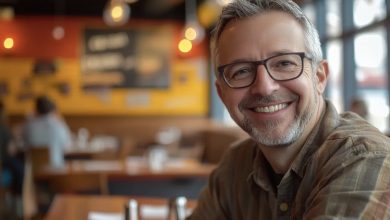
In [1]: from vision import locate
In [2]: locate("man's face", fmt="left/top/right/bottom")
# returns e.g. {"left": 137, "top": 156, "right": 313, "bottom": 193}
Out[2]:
{"left": 215, "top": 11, "right": 327, "bottom": 147}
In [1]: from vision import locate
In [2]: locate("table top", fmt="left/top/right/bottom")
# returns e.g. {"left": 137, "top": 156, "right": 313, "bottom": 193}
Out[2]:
{"left": 36, "top": 156, "right": 216, "bottom": 180}
{"left": 44, "top": 194, "right": 197, "bottom": 220}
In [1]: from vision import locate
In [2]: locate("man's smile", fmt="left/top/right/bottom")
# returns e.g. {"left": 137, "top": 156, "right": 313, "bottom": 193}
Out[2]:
{"left": 252, "top": 103, "right": 289, "bottom": 113}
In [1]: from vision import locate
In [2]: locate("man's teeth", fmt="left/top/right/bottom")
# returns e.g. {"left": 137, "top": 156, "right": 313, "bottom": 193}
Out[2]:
{"left": 254, "top": 103, "right": 288, "bottom": 113}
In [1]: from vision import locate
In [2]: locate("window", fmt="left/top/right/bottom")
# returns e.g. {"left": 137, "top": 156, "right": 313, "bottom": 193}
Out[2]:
{"left": 327, "top": 0, "right": 341, "bottom": 37}
{"left": 353, "top": 0, "right": 386, "bottom": 28}
{"left": 302, "top": 3, "right": 316, "bottom": 24}
{"left": 354, "top": 27, "right": 388, "bottom": 131}
{"left": 327, "top": 40, "right": 343, "bottom": 112}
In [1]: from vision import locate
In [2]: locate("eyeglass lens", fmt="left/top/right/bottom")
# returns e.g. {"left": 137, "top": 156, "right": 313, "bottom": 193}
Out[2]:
{"left": 222, "top": 53, "right": 304, "bottom": 88}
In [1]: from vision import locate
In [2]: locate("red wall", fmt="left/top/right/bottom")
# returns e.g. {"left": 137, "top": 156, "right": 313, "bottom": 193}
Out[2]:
{"left": 0, "top": 16, "right": 207, "bottom": 59}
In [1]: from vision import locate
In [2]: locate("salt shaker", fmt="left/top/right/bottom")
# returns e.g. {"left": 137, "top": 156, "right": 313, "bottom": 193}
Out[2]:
{"left": 175, "top": 196, "right": 187, "bottom": 220}
{"left": 125, "top": 199, "right": 139, "bottom": 220}
{"left": 168, "top": 196, "right": 188, "bottom": 220}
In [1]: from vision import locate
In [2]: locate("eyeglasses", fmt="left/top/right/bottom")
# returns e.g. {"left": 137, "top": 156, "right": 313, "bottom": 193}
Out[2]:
{"left": 217, "top": 52, "right": 312, "bottom": 89}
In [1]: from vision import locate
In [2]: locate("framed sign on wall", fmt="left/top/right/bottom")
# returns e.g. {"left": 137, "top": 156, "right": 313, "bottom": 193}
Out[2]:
{"left": 81, "top": 25, "right": 173, "bottom": 89}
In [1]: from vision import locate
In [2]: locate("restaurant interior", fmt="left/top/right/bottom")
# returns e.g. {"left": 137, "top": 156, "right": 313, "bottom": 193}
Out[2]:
{"left": 1, "top": 0, "right": 389, "bottom": 219}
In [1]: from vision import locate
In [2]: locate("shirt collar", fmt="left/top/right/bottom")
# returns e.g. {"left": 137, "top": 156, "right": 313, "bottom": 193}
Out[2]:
{"left": 247, "top": 145, "right": 273, "bottom": 191}
{"left": 290, "top": 100, "right": 340, "bottom": 178}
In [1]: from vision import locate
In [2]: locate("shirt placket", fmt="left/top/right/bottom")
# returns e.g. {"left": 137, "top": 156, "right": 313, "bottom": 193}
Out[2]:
{"left": 275, "top": 173, "right": 297, "bottom": 220}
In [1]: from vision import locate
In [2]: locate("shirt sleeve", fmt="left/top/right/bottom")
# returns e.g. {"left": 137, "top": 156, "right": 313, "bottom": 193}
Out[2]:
{"left": 304, "top": 144, "right": 390, "bottom": 219}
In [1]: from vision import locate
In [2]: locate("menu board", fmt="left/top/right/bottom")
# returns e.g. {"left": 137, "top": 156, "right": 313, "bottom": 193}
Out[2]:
{"left": 81, "top": 26, "right": 173, "bottom": 89}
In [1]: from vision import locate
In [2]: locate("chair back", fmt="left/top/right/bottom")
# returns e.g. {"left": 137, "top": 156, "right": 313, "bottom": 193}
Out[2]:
{"left": 26, "top": 147, "right": 50, "bottom": 175}
{"left": 118, "top": 137, "right": 136, "bottom": 159}
{"left": 47, "top": 173, "right": 108, "bottom": 195}
{"left": 23, "top": 147, "right": 50, "bottom": 220}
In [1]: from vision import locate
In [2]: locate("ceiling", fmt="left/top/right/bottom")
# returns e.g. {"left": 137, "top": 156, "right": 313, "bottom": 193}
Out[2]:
{"left": 0, "top": 0, "right": 306, "bottom": 21}
{"left": 0, "top": 0, "right": 188, "bottom": 20}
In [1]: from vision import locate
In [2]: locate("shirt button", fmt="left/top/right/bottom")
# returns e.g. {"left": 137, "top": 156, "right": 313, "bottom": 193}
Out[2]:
{"left": 279, "top": 203, "right": 289, "bottom": 212}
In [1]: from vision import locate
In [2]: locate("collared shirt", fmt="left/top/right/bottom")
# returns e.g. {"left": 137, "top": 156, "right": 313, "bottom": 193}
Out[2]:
{"left": 189, "top": 101, "right": 390, "bottom": 219}
{"left": 23, "top": 114, "right": 72, "bottom": 168}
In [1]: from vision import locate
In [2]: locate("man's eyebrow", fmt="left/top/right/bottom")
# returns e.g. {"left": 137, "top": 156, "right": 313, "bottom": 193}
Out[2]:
{"left": 267, "top": 50, "right": 297, "bottom": 57}
{"left": 219, "top": 50, "right": 301, "bottom": 65}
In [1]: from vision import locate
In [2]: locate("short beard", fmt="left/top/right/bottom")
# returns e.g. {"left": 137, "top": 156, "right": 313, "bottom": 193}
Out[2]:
{"left": 241, "top": 109, "right": 311, "bottom": 146}
{"left": 235, "top": 83, "right": 318, "bottom": 147}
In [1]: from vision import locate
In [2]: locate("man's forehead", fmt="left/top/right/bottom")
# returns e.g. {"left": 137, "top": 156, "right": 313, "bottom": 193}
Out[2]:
{"left": 219, "top": 10, "right": 301, "bottom": 37}
{"left": 215, "top": 11, "right": 306, "bottom": 63}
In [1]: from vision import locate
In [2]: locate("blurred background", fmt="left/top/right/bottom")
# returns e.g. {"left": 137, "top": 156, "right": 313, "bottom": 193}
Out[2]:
{"left": 0, "top": 0, "right": 389, "bottom": 131}
{"left": 0, "top": 0, "right": 390, "bottom": 219}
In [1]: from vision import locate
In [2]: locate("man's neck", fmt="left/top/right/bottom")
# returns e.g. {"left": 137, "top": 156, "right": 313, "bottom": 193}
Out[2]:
{"left": 259, "top": 141, "right": 303, "bottom": 174}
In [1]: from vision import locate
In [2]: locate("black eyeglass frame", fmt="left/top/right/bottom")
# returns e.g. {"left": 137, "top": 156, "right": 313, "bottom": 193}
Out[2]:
{"left": 217, "top": 52, "right": 312, "bottom": 89}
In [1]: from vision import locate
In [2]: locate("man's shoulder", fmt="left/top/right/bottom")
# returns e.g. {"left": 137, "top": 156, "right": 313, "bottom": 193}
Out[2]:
{"left": 320, "top": 113, "right": 390, "bottom": 163}
{"left": 326, "top": 112, "right": 390, "bottom": 153}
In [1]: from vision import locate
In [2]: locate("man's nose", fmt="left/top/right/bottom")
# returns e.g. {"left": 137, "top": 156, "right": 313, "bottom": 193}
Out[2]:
{"left": 249, "top": 65, "right": 280, "bottom": 95}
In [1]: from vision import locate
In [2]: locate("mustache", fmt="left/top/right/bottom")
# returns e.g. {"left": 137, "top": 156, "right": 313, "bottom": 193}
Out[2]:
{"left": 239, "top": 93, "right": 298, "bottom": 109}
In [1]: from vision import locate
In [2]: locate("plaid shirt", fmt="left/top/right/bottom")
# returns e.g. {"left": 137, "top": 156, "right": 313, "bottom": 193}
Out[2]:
{"left": 190, "top": 101, "right": 390, "bottom": 219}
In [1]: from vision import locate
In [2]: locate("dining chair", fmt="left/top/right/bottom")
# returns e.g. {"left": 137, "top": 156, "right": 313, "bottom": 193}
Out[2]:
{"left": 46, "top": 173, "right": 108, "bottom": 195}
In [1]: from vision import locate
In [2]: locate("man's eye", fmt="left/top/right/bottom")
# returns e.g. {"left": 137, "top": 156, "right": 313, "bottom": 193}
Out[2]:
{"left": 275, "top": 60, "right": 297, "bottom": 67}
{"left": 230, "top": 68, "right": 252, "bottom": 80}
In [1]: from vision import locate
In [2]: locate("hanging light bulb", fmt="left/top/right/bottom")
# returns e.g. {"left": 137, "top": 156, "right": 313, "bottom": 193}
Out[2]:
{"left": 183, "top": 0, "right": 205, "bottom": 43}
{"left": 53, "top": 0, "right": 66, "bottom": 40}
{"left": 184, "top": 21, "right": 205, "bottom": 43}
{"left": 52, "top": 25, "right": 65, "bottom": 40}
{"left": 103, "top": 0, "right": 130, "bottom": 26}
{"left": 3, "top": 37, "right": 14, "bottom": 49}
{"left": 178, "top": 38, "right": 192, "bottom": 53}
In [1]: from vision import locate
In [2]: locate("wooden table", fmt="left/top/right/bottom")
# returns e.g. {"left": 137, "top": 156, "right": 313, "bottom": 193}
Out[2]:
{"left": 36, "top": 156, "right": 216, "bottom": 179}
{"left": 64, "top": 146, "right": 117, "bottom": 160}
{"left": 34, "top": 157, "right": 216, "bottom": 197}
{"left": 45, "top": 194, "right": 197, "bottom": 220}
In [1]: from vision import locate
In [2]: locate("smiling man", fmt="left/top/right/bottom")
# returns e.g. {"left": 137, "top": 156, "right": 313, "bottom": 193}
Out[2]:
{"left": 188, "top": 0, "right": 390, "bottom": 219}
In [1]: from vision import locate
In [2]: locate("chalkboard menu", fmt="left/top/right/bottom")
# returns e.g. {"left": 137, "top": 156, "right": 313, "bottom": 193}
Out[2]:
{"left": 81, "top": 26, "right": 173, "bottom": 89}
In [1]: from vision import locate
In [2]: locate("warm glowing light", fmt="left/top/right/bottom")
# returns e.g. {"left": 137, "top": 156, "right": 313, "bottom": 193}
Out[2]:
{"left": 0, "top": 7, "right": 14, "bottom": 20}
{"left": 185, "top": 27, "right": 197, "bottom": 41}
{"left": 52, "top": 26, "right": 65, "bottom": 40}
{"left": 103, "top": 0, "right": 130, "bottom": 27}
{"left": 111, "top": 5, "right": 124, "bottom": 21}
{"left": 198, "top": 1, "right": 221, "bottom": 28}
{"left": 178, "top": 39, "right": 192, "bottom": 53}
{"left": 183, "top": 22, "right": 205, "bottom": 43}
{"left": 3, "top": 37, "right": 14, "bottom": 49}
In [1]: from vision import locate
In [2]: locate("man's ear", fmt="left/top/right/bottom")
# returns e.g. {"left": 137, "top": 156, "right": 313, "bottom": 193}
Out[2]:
{"left": 315, "top": 60, "right": 329, "bottom": 94}
{"left": 215, "top": 80, "right": 225, "bottom": 102}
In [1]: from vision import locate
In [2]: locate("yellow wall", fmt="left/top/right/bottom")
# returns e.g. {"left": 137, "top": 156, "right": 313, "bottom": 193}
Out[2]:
{"left": 0, "top": 57, "right": 208, "bottom": 116}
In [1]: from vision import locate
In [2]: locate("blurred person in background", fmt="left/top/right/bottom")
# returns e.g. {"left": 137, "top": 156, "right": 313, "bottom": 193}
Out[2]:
{"left": 0, "top": 100, "right": 24, "bottom": 195}
{"left": 23, "top": 96, "right": 72, "bottom": 168}
{"left": 349, "top": 97, "right": 368, "bottom": 119}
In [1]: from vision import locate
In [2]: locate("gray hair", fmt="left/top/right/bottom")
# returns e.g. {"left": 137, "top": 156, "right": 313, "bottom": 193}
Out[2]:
{"left": 211, "top": 0, "right": 322, "bottom": 71}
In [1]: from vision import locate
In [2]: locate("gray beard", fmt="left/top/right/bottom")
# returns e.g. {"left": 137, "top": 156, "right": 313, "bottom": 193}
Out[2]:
{"left": 240, "top": 107, "right": 312, "bottom": 146}
{"left": 236, "top": 89, "right": 318, "bottom": 147}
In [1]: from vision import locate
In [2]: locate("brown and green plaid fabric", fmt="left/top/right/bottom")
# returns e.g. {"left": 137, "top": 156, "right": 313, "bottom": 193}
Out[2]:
{"left": 190, "top": 101, "right": 390, "bottom": 220}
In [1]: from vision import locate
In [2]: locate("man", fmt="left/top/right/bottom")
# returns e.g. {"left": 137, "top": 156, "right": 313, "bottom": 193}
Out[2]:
{"left": 23, "top": 96, "right": 72, "bottom": 168}
{"left": 189, "top": 0, "right": 390, "bottom": 219}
